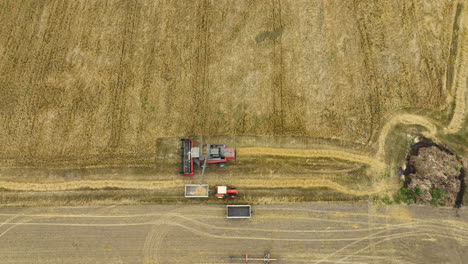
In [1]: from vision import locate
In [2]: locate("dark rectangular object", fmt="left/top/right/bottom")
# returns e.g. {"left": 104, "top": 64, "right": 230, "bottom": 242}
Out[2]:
{"left": 226, "top": 205, "right": 251, "bottom": 218}
{"left": 180, "top": 139, "right": 193, "bottom": 176}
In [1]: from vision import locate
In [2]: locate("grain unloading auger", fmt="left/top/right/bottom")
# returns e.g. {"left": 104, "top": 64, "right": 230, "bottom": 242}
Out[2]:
{"left": 180, "top": 138, "right": 236, "bottom": 176}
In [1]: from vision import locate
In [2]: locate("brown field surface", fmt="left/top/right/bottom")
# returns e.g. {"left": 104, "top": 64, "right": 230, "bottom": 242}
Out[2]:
{"left": 0, "top": 204, "right": 467, "bottom": 263}
{"left": 0, "top": 0, "right": 467, "bottom": 205}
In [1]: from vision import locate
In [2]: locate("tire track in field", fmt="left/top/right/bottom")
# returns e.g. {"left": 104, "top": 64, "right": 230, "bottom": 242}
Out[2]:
{"left": 0, "top": 212, "right": 402, "bottom": 231}
{"left": 243, "top": 177, "right": 386, "bottom": 196}
{"left": 0, "top": 211, "right": 389, "bottom": 228}
{"left": 3, "top": 212, "right": 467, "bottom": 235}
{"left": 189, "top": 0, "right": 211, "bottom": 135}
{"left": 269, "top": 0, "right": 308, "bottom": 135}
{"left": 142, "top": 207, "right": 187, "bottom": 264}
{"left": 269, "top": 0, "right": 282, "bottom": 135}
{"left": 143, "top": 223, "right": 171, "bottom": 264}
{"left": 336, "top": 230, "right": 467, "bottom": 264}
{"left": 0, "top": 217, "right": 32, "bottom": 240}
{"left": 164, "top": 214, "right": 468, "bottom": 243}
{"left": 106, "top": 1, "right": 140, "bottom": 150}
{"left": 0, "top": 180, "right": 178, "bottom": 191}
{"left": 446, "top": 3, "right": 468, "bottom": 133}
{"left": 284, "top": 253, "right": 404, "bottom": 264}
{"left": 1, "top": 219, "right": 466, "bottom": 243}
{"left": 0, "top": 208, "right": 36, "bottom": 241}
{"left": 0, "top": 214, "right": 21, "bottom": 230}
{"left": 0, "top": 177, "right": 381, "bottom": 196}
{"left": 0, "top": 210, "right": 466, "bottom": 254}
{"left": 171, "top": 214, "right": 415, "bottom": 234}
{"left": 319, "top": 230, "right": 468, "bottom": 264}
{"left": 137, "top": 221, "right": 468, "bottom": 243}
{"left": 143, "top": 223, "right": 170, "bottom": 264}
{"left": 264, "top": 207, "right": 468, "bottom": 230}
{"left": 239, "top": 147, "right": 384, "bottom": 169}
{"left": 312, "top": 221, "right": 412, "bottom": 264}
{"left": 0, "top": 173, "right": 383, "bottom": 196}
{"left": 445, "top": 3, "right": 464, "bottom": 96}
{"left": 0, "top": 220, "right": 428, "bottom": 243}
{"left": 4, "top": 211, "right": 465, "bottom": 237}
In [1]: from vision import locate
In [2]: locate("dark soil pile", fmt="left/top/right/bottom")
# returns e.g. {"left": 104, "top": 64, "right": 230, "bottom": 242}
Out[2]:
{"left": 404, "top": 139, "right": 465, "bottom": 207}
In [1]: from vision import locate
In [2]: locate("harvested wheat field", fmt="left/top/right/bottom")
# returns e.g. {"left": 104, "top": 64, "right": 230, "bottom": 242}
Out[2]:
{"left": 0, "top": 204, "right": 467, "bottom": 264}
{"left": 0, "top": 0, "right": 467, "bottom": 206}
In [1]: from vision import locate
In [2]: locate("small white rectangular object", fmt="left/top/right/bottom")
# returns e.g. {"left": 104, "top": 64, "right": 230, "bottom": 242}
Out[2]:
{"left": 217, "top": 186, "right": 227, "bottom": 194}
{"left": 191, "top": 147, "right": 200, "bottom": 158}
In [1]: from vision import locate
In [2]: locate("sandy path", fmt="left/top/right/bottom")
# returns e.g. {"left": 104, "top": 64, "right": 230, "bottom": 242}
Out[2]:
{"left": 239, "top": 147, "right": 384, "bottom": 169}
{"left": 447, "top": 5, "right": 468, "bottom": 133}
{"left": 0, "top": 176, "right": 385, "bottom": 196}
{"left": 376, "top": 114, "right": 439, "bottom": 160}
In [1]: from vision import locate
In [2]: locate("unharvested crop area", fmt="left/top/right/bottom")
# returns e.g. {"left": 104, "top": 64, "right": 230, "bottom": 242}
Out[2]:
{"left": 0, "top": 0, "right": 467, "bottom": 205}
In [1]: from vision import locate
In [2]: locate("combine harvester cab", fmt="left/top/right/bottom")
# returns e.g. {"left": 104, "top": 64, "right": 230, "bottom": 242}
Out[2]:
{"left": 195, "top": 144, "right": 236, "bottom": 167}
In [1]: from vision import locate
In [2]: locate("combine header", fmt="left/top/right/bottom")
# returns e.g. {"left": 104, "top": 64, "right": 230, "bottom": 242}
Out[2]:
{"left": 180, "top": 138, "right": 235, "bottom": 176}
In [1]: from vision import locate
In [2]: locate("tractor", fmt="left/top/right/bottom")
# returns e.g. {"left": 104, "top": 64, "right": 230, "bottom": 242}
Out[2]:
{"left": 215, "top": 185, "right": 238, "bottom": 199}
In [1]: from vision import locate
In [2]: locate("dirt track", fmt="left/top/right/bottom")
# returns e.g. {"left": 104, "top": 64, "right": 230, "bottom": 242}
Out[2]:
{"left": 239, "top": 147, "right": 384, "bottom": 168}
{"left": 0, "top": 203, "right": 467, "bottom": 264}
{"left": 446, "top": 3, "right": 468, "bottom": 133}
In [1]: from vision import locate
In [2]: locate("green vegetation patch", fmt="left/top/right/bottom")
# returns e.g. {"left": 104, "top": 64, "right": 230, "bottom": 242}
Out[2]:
{"left": 430, "top": 188, "right": 447, "bottom": 206}
{"left": 393, "top": 185, "right": 416, "bottom": 205}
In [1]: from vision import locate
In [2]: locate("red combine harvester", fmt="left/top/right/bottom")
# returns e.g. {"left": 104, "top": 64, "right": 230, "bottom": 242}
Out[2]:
{"left": 215, "top": 186, "right": 238, "bottom": 198}
{"left": 180, "top": 138, "right": 236, "bottom": 176}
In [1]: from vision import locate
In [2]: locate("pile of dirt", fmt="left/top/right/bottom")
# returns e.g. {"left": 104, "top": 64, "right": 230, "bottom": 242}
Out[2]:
{"left": 403, "top": 138, "right": 465, "bottom": 207}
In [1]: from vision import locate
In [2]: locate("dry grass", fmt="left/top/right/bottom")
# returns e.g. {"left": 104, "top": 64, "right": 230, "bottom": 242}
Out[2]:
{"left": 0, "top": 0, "right": 457, "bottom": 165}
{"left": 239, "top": 147, "right": 384, "bottom": 168}
{"left": 0, "top": 174, "right": 382, "bottom": 195}
{"left": 446, "top": 4, "right": 468, "bottom": 133}
{"left": 0, "top": 0, "right": 466, "bottom": 205}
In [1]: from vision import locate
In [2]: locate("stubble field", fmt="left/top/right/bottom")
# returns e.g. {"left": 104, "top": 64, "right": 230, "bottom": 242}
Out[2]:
{"left": 0, "top": 0, "right": 467, "bottom": 205}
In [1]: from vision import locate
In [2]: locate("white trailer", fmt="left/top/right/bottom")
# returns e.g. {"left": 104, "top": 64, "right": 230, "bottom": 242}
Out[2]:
{"left": 184, "top": 184, "right": 209, "bottom": 198}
